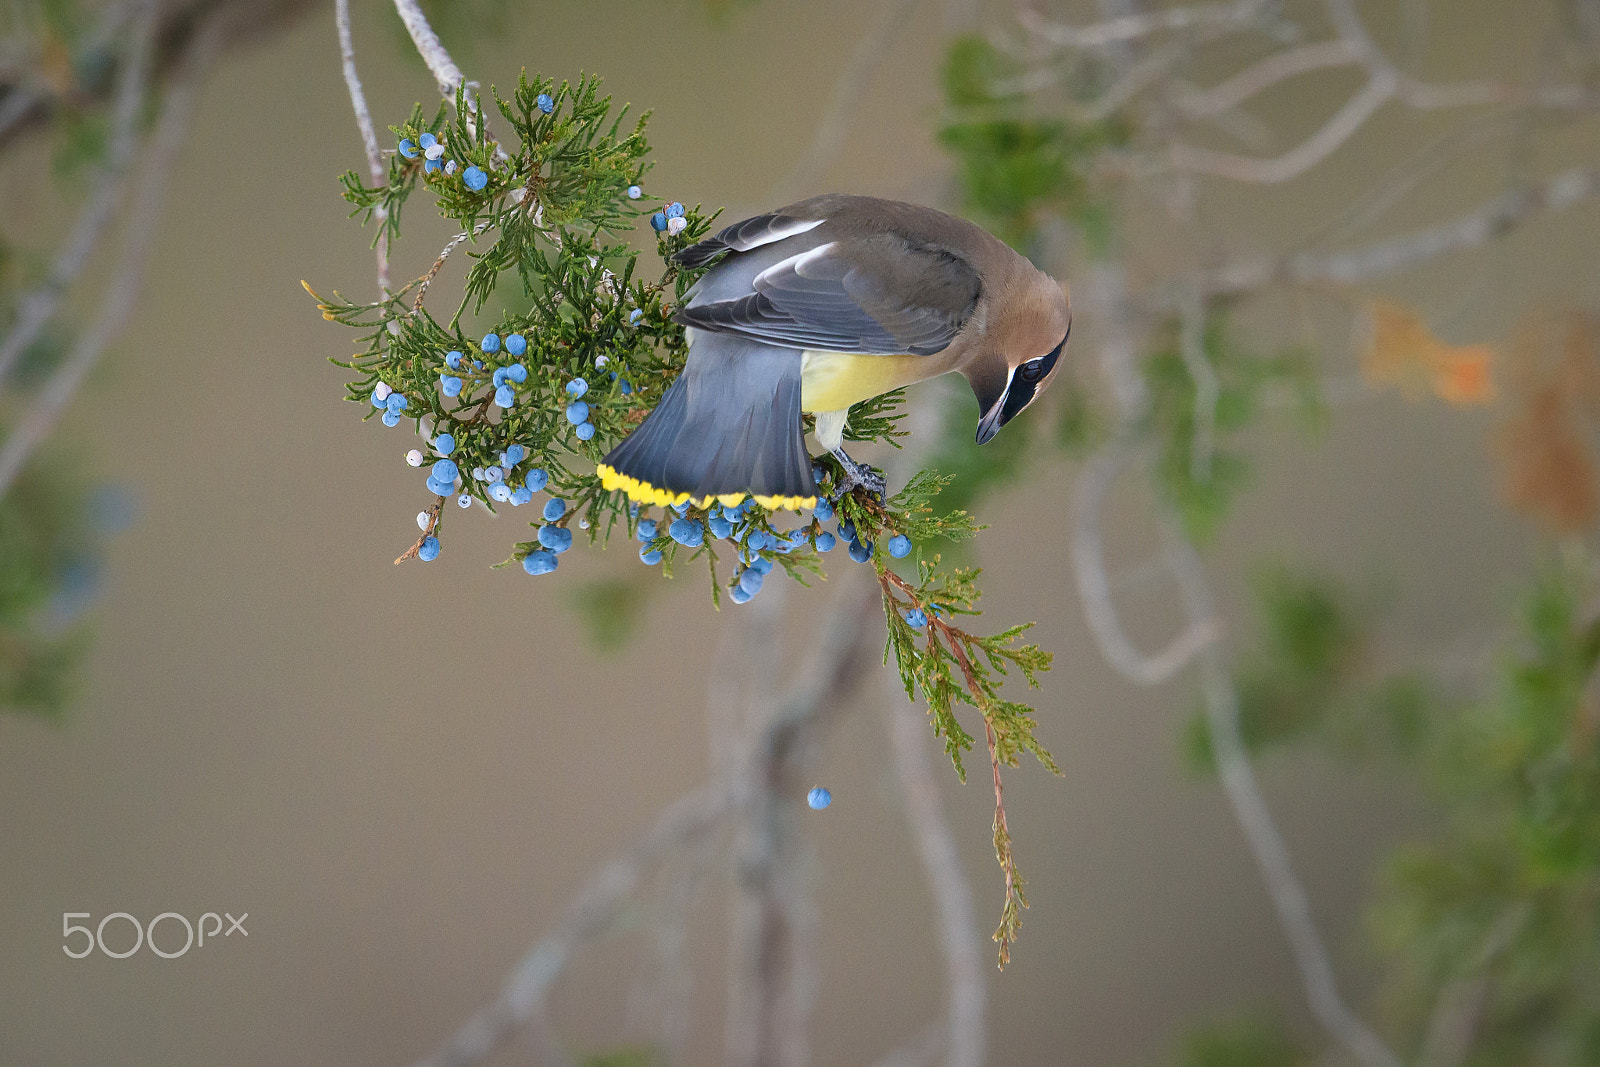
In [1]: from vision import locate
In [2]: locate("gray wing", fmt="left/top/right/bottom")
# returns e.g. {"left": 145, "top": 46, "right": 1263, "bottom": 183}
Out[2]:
{"left": 672, "top": 212, "right": 826, "bottom": 269}
{"left": 675, "top": 233, "right": 981, "bottom": 357}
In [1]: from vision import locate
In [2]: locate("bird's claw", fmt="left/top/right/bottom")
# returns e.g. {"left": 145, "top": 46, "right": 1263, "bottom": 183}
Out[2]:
{"left": 831, "top": 449, "right": 887, "bottom": 502}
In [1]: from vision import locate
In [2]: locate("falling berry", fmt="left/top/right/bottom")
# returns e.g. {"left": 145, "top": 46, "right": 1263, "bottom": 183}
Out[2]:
{"left": 807, "top": 787, "right": 832, "bottom": 810}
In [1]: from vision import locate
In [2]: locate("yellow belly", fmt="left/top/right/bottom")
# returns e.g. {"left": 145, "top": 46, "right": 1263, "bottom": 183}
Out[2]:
{"left": 799, "top": 351, "right": 938, "bottom": 413}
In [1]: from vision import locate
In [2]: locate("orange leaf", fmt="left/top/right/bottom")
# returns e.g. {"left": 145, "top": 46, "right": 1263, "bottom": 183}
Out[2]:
{"left": 1363, "top": 301, "right": 1494, "bottom": 406}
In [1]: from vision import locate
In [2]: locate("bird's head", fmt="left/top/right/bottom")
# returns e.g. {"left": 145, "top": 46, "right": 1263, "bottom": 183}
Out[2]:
{"left": 969, "top": 273, "right": 1071, "bottom": 445}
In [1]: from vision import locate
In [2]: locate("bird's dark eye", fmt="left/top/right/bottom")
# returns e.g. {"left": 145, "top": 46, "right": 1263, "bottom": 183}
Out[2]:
{"left": 1018, "top": 359, "right": 1046, "bottom": 383}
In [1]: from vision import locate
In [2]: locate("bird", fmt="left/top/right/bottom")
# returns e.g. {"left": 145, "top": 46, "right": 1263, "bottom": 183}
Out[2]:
{"left": 597, "top": 194, "right": 1071, "bottom": 511}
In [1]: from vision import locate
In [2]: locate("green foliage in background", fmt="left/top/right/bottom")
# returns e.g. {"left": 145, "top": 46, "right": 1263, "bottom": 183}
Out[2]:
{"left": 1371, "top": 561, "right": 1600, "bottom": 1066}
{"left": 317, "top": 67, "right": 1058, "bottom": 966}
{"left": 1167, "top": 1015, "right": 1303, "bottom": 1067}
{"left": 1171, "top": 559, "right": 1600, "bottom": 1067}
{"left": 1182, "top": 569, "right": 1429, "bottom": 772}
{"left": 935, "top": 16, "right": 1600, "bottom": 1060}
{"left": 1144, "top": 314, "right": 1320, "bottom": 544}
{"left": 0, "top": 452, "right": 102, "bottom": 719}
{"left": 938, "top": 34, "right": 1126, "bottom": 255}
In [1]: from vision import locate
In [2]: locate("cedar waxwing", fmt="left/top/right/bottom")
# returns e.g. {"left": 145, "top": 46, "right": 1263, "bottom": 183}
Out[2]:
{"left": 598, "top": 194, "right": 1071, "bottom": 510}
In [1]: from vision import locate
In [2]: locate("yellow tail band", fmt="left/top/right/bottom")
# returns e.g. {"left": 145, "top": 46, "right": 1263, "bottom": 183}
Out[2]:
{"left": 597, "top": 464, "right": 816, "bottom": 513}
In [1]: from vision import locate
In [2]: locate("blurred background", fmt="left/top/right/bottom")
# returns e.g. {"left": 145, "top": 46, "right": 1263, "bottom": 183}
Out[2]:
{"left": 2, "top": 1, "right": 1598, "bottom": 1065}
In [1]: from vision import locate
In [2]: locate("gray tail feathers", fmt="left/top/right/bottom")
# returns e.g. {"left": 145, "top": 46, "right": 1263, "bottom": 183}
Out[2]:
{"left": 600, "top": 332, "right": 817, "bottom": 504}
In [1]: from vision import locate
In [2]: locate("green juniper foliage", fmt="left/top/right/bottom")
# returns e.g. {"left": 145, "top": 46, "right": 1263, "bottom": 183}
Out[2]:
{"left": 314, "top": 71, "right": 1056, "bottom": 966}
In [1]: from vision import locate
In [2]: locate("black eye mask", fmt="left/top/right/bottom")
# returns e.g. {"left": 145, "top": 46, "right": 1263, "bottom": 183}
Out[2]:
{"left": 999, "top": 334, "right": 1065, "bottom": 426}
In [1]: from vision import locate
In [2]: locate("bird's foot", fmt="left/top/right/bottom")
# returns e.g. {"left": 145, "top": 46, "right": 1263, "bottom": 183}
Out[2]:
{"left": 831, "top": 448, "right": 887, "bottom": 502}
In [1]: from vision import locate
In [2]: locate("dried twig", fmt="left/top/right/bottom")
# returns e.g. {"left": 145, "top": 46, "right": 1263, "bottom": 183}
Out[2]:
{"left": 335, "top": 0, "right": 390, "bottom": 297}
{"left": 1206, "top": 165, "right": 1600, "bottom": 294}
{"left": 1015, "top": 0, "right": 1272, "bottom": 49}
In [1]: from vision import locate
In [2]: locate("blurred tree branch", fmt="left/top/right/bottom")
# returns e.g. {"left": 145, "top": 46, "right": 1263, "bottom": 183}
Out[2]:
{"left": 952, "top": 0, "right": 1600, "bottom": 1065}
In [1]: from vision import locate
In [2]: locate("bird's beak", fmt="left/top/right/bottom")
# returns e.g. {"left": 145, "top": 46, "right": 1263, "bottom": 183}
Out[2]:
{"left": 975, "top": 385, "right": 1009, "bottom": 445}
